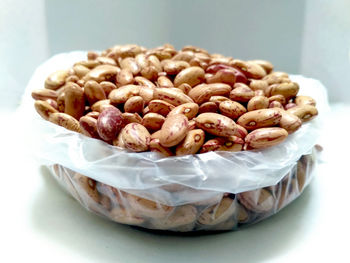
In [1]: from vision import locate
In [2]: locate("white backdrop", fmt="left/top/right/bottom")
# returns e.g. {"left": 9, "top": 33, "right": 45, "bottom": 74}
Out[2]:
{"left": 1, "top": 0, "right": 349, "bottom": 110}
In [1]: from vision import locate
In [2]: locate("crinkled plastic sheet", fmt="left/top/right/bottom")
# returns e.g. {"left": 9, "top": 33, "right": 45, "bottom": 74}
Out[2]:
{"left": 20, "top": 52, "right": 329, "bottom": 208}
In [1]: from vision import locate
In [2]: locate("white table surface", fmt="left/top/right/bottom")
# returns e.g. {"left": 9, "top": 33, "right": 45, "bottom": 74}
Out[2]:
{"left": 1, "top": 104, "right": 349, "bottom": 263}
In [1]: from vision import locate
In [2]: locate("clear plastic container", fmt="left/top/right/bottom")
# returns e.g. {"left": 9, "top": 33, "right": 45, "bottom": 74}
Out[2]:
{"left": 22, "top": 52, "right": 328, "bottom": 232}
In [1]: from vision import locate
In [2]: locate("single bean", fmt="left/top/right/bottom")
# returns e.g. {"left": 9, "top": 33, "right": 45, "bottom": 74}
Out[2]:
{"left": 141, "top": 66, "right": 158, "bottom": 81}
{"left": 248, "top": 60, "right": 274, "bottom": 74}
{"left": 142, "top": 113, "right": 165, "bottom": 131}
{"left": 97, "top": 56, "right": 117, "bottom": 66}
{"left": 195, "top": 113, "right": 237, "bottom": 137}
{"left": 34, "top": 100, "right": 58, "bottom": 120}
{"left": 287, "top": 105, "right": 318, "bottom": 122}
{"left": 124, "top": 96, "right": 144, "bottom": 113}
{"left": 209, "top": 96, "right": 230, "bottom": 105}
{"left": 31, "top": 89, "right": 57, "bottom": 101}
{"left": 188, "top": 83, "right": 231, "bottom": 104}
{"left": 100, "top": 81, "right": 116, "bottom": 96}
{"left": 109, "top": 85, "right": 140, "bottom": 104}
{"left": 122, "top": 112, "right": 142, "bottom": 125}
{"left": 173, "top": 66, "right": 205, "bottom": 87}
{"left": 219, "top": 100, "right": 247, "bottom": 119}
{"left": 49, "top": 112, "right": 81, "bottom": 133}
{"left": 168, "top": 103, "right": 199, "bottom": 120}
{"left": 229, "top": 83, "right": 255, "bottom": 102}
{"left": 64, "top": 83, "right": 85, "bottom": 120}
{"left": 247, "top": 96, "right": 269, "bottom": 111}
{"left": 237, "top": 108, "right": 282, "bottom": 130}
{"left": 159, "top": 114, "right": 189, "bottom": 147}
{"left": 249, "top": 79, "right": 268, "bottom": 91}
{"left": 119, "top": 57, "right": 141, "bottom": 75}
{"left": 97, "top": 107, "right": 124, "bottom": 141}
{"left": 83, "top": 65, "right": 120, "bottom": 82}
{"left": 198, "top": 101, "right": 218, "bottom": 114}
{"left": 276, "top": 109, "right": 302, "bottom": 134}
{"left": 134, "top": 76, "right": 156, "bottom": 89}
{"left": 79, "top": 116, "right": 100, "bottom": 138}
{"left": 45, "top": 70, "right": 69, "bottom": 90}
{"left": 233, "top": 124, "right": 248, "bottom": 139}
{"left": 269, "top": 82, "right": 299, "bottom": 100}
{"left": 269, "top": 101, "right": 283, "bottom": 109}
{"left": 230, "top": 60, "right": 266, "bottom": 79}
{"left": 153, "top": 88, "right": 194, "bottom": 106}
{"left": 175, "top": 129, "right": 205, "bottom": 156}
{"left": 295, "top": 95, "right": 316, "bottom": 106}
{"left": 149, "top": 139, "right": 173, "bottom": 157}
{"left": 245, "top": 127, "right": 288, "bottom": 149}
{"left": 126, "top": 193, "right": 174, "bottom": 219}
{"left": 157, "top": 76, "right": 173, "bottom": 88}
{"left": 84, "top": 80, "right": 107, "bottom": 105}
{"left": 117, "top": 68, "right": 134, "bottom": 86}
{"left": 172, "top": 51, "right": 195, "bottom": 62}
{"left": 268, "top": 94, "right": 286, "bottom": 105}
{"left": 91, "top": 99, "right": 111, "bottom": 112}
{"left": 163, "top": 60, "right": 190, "bottom": 75}
{"left": 73, "top": 174, "right": 99, "bottom": 203}
{"left": 139, "top": 86, "right": 155, "bottom": 104}
{"left": 206, "top": 69, "right": 236, "bottom": 86}
{"left": 73, "top": 64, "right": 90, "bottom": 78}
{"left": 148, "top": 99, "right": 175, "bottom": 116}
{"left": 120, "top": 123, "right": 151, "bottom": 152}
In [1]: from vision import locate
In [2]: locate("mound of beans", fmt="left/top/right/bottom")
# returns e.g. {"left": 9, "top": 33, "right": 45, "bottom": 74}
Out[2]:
{"left": 32, "top": 44, "right": 318, "bottom": 156}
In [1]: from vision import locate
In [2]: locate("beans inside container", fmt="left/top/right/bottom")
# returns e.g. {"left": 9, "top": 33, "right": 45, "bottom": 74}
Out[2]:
{"left": 33, "top": 44, "right": 318, "bottom": 156}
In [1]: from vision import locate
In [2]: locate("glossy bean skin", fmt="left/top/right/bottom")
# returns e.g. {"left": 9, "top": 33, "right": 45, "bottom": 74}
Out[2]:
{"left": 174, "top": 66, "right": 205, "bottom": 87}
{"left": 175, "top": 129, "right": 205, "bottom": 156}
{"left": 49, "top": 112, "right": 81, "bottom": 133}
{"left": 148, "top": 99, "right": 175, "bottom": 116}
{"left": 109, "top": 85, "right": 140, "bottom": 104}
{"left": 219, "top": 100, "right": 247, "bottom": 119}
{"left": 277, "top": 109, "right": 302, "bottom": 134}
{"left": 122, "top": 112, "right": 142, "bottom": 125}
{"left": 153, "top": 88, "right": 194, "bottom": 106}
{"left": 124, "top": 96, "right": 144, "bottom": 114}
{"left": 195, "top": 113, "right": 237, "bottom": 137}
{"left": 84, "top": 80, "right": 107, "bottom": 105}
{"left": 31, "top": 89, "right": 58, "bottom": 101}
{"left": 120, "top": 123, "right": 151, "bottom": 152}
{"left": 198, "top": 102, "right": 218, "bottom": 114}
{"left": 237, "top": 109, "right": 282, "bottom": 130}
{"left": 45, "top": 70, "right": 69, "bottom": 90}
{"left": 247, "top": 96, "right": 269, "bottom": 111}
{"left": 97, "top": 107, "right": 124, "bottom": 141}
{"left": 229, "top": 83, "right": 255, "bottom": 102}
{"left": 83, "top": 65, "right": 120, "bottom": 82}
{"left": 159, "top": 114, "right": 189, "bottom": 147}
{"left": 168, "top": 103, "right": 199, "bottom": 120}
{"left": 295, "top": 95, "right": 316, "bottom": 106}
{"left": 188, "top": 83, "right": 231, "bottom": 105}
{"left": 142, "top": 113, "right": 165, "bottom": 131}
{"left": 245, "top": 127, "right": 288, "bottom": 149}
{"left": 149, "top": 139, "right": 173, "bottom": 157}
{"left": 34, "top": 100, "right": 59, "bottom": 120}
{"left": 64, "top": 83, "right": 85, "bottom": 120}
{"left": 287, "top": 105, "right": 318, "bottom": 122}
{"left": 79, "top": 116, "right": 100, "bottom": 138}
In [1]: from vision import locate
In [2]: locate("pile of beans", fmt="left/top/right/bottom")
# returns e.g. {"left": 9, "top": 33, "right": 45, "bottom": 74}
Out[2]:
{"left": 33, "top": 44, "right": 318, "bottom": 156}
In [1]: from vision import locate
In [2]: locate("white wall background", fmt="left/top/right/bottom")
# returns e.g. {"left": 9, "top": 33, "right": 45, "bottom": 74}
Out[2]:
{"left": 1, "top": 0, "right": 349, "bottom": 110}
{"left": 300, "top": 0, "right": 350, "bottom": 103}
